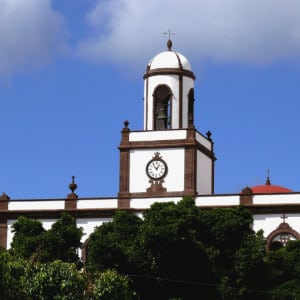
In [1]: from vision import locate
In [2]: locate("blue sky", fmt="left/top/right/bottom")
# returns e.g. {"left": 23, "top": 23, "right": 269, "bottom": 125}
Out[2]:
{"left": 1, "top": 0, "right": 300, "bottom": 199}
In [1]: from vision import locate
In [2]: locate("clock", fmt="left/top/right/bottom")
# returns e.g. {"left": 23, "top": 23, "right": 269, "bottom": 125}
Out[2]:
{"left": 146, "top": 153, "right": 168, "bottom": 180}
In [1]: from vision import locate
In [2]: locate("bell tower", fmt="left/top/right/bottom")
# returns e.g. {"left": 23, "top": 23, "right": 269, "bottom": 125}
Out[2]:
{"left": 118, "top": 40, "right": 215, "bottom": 206}
{"left": 143, "top": 39, "right": 195, "bottom": 130}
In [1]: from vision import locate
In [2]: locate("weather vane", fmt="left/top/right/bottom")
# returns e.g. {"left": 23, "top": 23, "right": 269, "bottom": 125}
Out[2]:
{"left": 163, "top": 29, "right": 175, "bottom": 51}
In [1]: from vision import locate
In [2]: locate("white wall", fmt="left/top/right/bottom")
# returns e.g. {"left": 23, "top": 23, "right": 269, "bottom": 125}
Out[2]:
{"left": 195, "top": 132, "right": 212, "bottom": 150}
{"left": 8, "top": 200, "right": 64, "bottom": 210}
{"left": 129, "top": 148, "right": 185, "bottom": 193}
{"left": 197, "top": 151, "right": 212, "bottom": 194}
{"left": 253, "top": 194, "right": 300, "bottom": 204}
{"left": 196, "top": 195, "right": 240, "bottom": 206}
{"left": 77, "top": 198, "right": 118, "bottom": 209}
{"left": 77, "top": 217, "right": 112, "bottom": 243}
{"left": 253, "top": 213, "right": 300, "bottom": 237}
{"left": 130, "top": 197, "right": 183, "bottom": 209}
{"left": 129, "top": 130, "right": 187, "bottom": 141}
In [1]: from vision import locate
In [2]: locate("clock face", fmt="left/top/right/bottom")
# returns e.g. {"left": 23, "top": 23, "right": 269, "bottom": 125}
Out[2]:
{"left": 146, "top": 159, "right": 167, "bottom": 180}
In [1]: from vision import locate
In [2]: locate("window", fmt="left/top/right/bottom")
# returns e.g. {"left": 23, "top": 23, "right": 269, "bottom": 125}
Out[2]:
{"left": 267, "top": 222, "right": 300, "bottom": 251}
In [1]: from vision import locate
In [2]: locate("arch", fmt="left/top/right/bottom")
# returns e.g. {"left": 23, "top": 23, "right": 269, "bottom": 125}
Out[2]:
{"left": 188, "top": 88, "right": 195, "bottom": 121}
{"left": 81, "top": 237, "right": 90, "bottom": 264}
{"left": 266, "top": 222, "right": 300, "bottom": 251}
{"left": 153, "top": 85, "right": 172, "bottom": 130}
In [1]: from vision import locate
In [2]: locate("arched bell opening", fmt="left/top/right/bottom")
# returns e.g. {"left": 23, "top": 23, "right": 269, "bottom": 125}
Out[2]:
{"left": 188, "top": 88, "right": 195, "bottom": 127}
{"left": 153, "top": 85, "right": 172, "bottom": 130}
{"left": 188, "top": 88, "right": 195, "bottom": 120}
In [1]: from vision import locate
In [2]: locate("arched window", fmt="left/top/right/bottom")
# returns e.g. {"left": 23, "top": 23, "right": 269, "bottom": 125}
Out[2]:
{"left": 153, "top": 85, "right": 172, "bottom": 130}
{"left": 188, "top": 88, "right": 194, "bottom": 120}
{"left": 267, "top": 222, "right": 300, "bottom": 251}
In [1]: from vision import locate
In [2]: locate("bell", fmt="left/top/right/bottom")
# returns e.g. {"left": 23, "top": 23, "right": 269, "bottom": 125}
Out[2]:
{"left": 157, "top": 108, "right": 168, "bottom": 120}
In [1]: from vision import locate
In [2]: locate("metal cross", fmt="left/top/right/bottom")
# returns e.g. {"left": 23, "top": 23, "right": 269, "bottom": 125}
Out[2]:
{"left": 280, "top": 233, "right": 290, "bottom": 246}
{"left": 164, "top": 29, "right": 175, "bottom": 40}
{"left": 281, "top": 213, "right": 288, "bottom": 223}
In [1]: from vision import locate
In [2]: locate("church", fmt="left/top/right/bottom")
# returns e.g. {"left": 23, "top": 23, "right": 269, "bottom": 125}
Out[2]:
{"left": 1, "top": 39, "right": 300, "bottom": 256}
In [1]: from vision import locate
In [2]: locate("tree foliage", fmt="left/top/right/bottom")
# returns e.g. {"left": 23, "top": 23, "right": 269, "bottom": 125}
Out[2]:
{"left": 21, "top": 260, "right": 86, "bottom": 300}
{"left": 11, "top": 216, "right": 45, "bottom": 259}
{"left": 0, "top": 249, "right": 27, "bottom": 299}
{"left": 5, "top": 200, "right": 300, "bottom": 299}
{"left": 39, "top": 212, "right": 83, "bottom": 266}
{"left": 266, "top": 241, "right": 300, "bottom": 299}
{"left": 87, "top": 269, "right": 137, "bottom": 300}
{"left": 87, "top": 198, "right": 269, "bottom": 299}
{"left": 87, "top": 210, "right": 142, "bottom": 275}
{"left": 10, "top": 213, "right": 83, "bottom": 267}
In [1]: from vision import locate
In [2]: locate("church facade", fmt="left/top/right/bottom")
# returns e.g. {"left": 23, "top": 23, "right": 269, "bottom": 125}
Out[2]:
{"left": 1, "top": 40, "right": 300, "bottom": 256}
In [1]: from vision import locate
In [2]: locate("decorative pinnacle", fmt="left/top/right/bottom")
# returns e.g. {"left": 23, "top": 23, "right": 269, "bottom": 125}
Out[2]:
{"left": 69, "top": 176, "right": 78, "bottom": 193}
{"left": 164, "top": 29, "right": 175, "bottom": 51}
{"left": 124, "top": 120, "right": 129, "bottom": 128}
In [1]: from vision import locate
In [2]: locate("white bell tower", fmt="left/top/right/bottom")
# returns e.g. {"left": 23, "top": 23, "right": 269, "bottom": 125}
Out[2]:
{"left": 118, "top": 40, "right": 215, "bottom": 207}
{"left": 143, "top": 39, "right": 195, "bottom": 130}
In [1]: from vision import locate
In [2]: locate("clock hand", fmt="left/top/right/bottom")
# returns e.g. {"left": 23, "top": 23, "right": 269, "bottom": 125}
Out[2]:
{"left": 153, "top": 162, "right": 159, "bottom": 170}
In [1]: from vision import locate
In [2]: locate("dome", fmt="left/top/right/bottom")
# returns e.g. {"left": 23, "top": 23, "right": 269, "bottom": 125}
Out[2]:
{"left": 147, "top": 51, "right": 192, "bottom": 71}
{"left": 251, "top": 185, "right": 292, "bottom": 194}
{"left": 251, "top": 177, "right": 292, "bottom": 194}
{"left": 144, "top": 40, "right": 195, "bottom": 80}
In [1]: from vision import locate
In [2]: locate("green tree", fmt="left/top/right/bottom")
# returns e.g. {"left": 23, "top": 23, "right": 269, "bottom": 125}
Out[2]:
{"left": 133, "top": 198, "right": 217, "bottom": 299}
{"left": 87, "top": 210, "right": 142, "bottom": 274}
{"left": 21, "top": 260, "right": 86, "bottom": 299}
{"left": 201, "top": 207, "right": 270, "bottom": 299}
{"left": 0, "top": 249, "right": 27, "bottom": 299}
{"left": 266, "top": 241, "right": 300, "bottom": 299}
{"left": 87, "top": 269, "right": 137, "bottom": 300}
{"left": 10, "top": 213, "right": 83, "bottom": 267}
{"left": 39, "top": 212, "right": 83, "bottom": 266}
{"left": 10, "top": 216, "right": 45, "bottom": 259}
{"left": 87, "top": 198, "right": 270, "bottom": 300}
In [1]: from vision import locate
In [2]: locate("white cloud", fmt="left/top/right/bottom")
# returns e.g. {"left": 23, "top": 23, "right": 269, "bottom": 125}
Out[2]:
{"left": 77, "top": 0, "right": 300, "bottom": 67}
{"left": 0, "top": 0, "right": 68, "bottom": 80}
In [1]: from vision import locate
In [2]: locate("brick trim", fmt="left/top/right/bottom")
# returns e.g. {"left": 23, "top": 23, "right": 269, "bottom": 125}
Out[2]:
{"left": 144, "top": 68, "right": 195, "bottom": 80}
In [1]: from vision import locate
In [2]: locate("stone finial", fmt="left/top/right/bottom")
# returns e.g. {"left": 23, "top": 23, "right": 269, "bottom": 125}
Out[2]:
{"left": 206, "top": 130, "right": 212, "bottom": 141}
{"left": 69, "top": 176, "right": 78, "bottom": 194}
{"left": 66, "top": 176, "right": 78, "bottom": 209}
{"left": 122, "top": 120, "right": 130, "bottom": 133}
{"left": 167, "top": 39, "right": 172, "bottom": 51}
